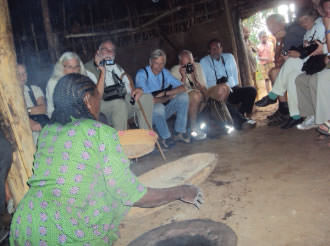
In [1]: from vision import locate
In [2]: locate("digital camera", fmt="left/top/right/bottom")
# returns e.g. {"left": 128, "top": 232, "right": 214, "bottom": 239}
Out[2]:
{"left": 216, "top": 76, "right": 228, "bottom": 84}
{"left": 100, "top": 59, "right": 115, "bottom": 66}
{"left": 185, "top": 63, "right": 194, "bottom": 74}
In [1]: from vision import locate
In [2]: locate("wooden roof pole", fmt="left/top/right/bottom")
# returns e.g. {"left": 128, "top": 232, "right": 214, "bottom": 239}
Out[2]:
{"left": 41, "top": 0, "right": 59, "bottom": 63}
{"left": 0, "top": 0, "right": 35, "bottom": 206}
{"left": 222, "top": 0, "right": 242, "bottom": 85}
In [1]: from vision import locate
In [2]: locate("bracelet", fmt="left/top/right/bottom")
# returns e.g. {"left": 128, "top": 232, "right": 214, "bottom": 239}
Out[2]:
{"left": 326, "top": 30, "right": 330, "bottom": 34}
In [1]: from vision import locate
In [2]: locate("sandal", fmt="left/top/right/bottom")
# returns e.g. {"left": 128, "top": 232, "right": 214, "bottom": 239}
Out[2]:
{"left": 317, "top": 121, "right": 330, "bottom": 136}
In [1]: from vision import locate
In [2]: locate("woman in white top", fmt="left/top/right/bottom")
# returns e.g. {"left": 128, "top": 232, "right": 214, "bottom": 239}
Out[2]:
{"left": 46, "top": 52, "right": 97, "bottom": 118}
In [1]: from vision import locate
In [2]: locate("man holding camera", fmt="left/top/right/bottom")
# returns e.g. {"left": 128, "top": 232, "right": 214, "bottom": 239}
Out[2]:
{"left": 85, "top": 40, "right": 153, "bottom": 131}
{"left": 170, "top": 50, "right": 208, "bottom": 140}
{"left": 200, "top": 39, "right": 257, "bottom": 129}
{"left": 135, "top": 49, "right": 190, "bottom": 149}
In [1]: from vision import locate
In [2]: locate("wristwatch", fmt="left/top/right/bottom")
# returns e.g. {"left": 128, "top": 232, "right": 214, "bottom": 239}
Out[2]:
{"left": 27, "top": 108, "right": 32, "bottom": 114}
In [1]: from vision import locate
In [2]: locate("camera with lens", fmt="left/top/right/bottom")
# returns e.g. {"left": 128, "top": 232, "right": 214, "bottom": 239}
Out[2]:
{"left": 281, "top": 50, "right": 288, "bottom": 56}
{"left": 216, "top": 76, "right": 228, "bottom": 84}
{"left": 100, "top": 59, "right": 115, "bottom": 66}
{"left": 185, "top": 63, "right": 194, "bottom": 74}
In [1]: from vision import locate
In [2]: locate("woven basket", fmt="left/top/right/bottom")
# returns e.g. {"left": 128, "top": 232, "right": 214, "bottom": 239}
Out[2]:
{"left": 118, "top": 129, "right": 158, "bottom": 159}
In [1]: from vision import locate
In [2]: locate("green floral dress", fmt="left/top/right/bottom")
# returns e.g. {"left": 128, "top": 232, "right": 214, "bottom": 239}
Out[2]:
{"left": 10, "top": 119, "right": 147, "bottom": 246}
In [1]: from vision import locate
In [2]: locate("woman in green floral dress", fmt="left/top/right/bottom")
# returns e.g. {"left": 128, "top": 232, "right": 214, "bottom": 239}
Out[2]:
{"left": 10, "top": 73, "right": 203, "bottom": 246}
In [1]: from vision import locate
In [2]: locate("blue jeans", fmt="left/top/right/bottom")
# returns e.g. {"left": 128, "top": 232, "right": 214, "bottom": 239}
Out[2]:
{"left": 152, "top": 92, "right": 189, "bottom": 139}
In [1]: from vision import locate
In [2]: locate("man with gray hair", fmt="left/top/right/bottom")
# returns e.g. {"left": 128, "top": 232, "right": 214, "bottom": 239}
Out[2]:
{"left": 135, "top": 49, "right": 190, "bottom": 149}
{"left": 171, "top": 50, "right": 208, "bottom": 140}
{"left": 85, "top": 40, "right": 153, "bottom": 130}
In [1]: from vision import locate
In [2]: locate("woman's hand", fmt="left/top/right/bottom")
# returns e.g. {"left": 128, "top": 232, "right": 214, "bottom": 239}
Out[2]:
{"left": 288, "top": 50, "right": 301, "bottom": 58}
{"left": 179, "top": 66, "right": 186, "bottom": 80}
{"left": 29, "top": 119, "right": 42, "bottom": 132}
{"left": 179, "top": 185, "right": 204, "bottom": 209}
{"left": 310, "top": 40, "right": 324, "bottom": 56}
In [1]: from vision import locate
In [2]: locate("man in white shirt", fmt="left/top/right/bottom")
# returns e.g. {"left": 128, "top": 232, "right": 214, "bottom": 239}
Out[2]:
{"left": 85, "top": 40, "right": 152, "bottom": 131}
{"left": 17, "top": 64, "right": 47, "bottom": 144}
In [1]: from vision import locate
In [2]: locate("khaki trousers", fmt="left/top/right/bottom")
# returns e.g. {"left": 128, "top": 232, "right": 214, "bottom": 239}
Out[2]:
{"left": 100, "top": 94, "right": 153, "bottom": 131}
{"left": 296, "top": 69, "right": 330, "bottom": 124}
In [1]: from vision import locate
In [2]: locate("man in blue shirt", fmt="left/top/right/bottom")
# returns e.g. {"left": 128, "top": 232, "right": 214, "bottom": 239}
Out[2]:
{"left": 135, "top": 49, "right": 190, "bottom": 148}
{"left": 200, "top": 39, "right": 257, "bottom": 129}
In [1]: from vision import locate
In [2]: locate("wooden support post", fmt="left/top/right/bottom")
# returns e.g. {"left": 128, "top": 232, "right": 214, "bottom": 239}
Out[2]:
{"left": 222, "top": 0, "right": 243, "bottom": 85}
{"left": 41, "top": 0, "right": 59, "bottom": 63}
{"left": 0, "top": 0, "right": 35, "bottom": 206}
{"left": 232, "top": 12, "right": 253, "bottom": 87}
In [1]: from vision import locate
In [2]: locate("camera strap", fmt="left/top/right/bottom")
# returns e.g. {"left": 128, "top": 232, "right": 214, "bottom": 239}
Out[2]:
{"left": 27, "top": 85, "right": 38, "bottom": 107}
{"left": 143, "top": 67, "right": 165, "bottom": 91}
{"left": 210, "top": 55, "right": 229, "bottom": 81}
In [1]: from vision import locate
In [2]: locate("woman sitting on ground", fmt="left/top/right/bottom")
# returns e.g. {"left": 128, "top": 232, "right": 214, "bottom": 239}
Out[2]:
{"left": 46, "top": 52, "right": 98, "bottom": 118}
{"left": 10, "top": 73, "right": 202, "bottom": 246}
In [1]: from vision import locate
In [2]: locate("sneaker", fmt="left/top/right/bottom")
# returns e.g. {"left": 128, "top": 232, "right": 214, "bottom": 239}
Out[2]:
{"left": 241, "top": 119, "right": 256, "bottom": 130}
{"left": 160, "top": 137, "right": 176, "bottom": 149}
{"left": 173, "top": 133, "right": 191, "bottom": 143}
{"left": 297, "top": 115, "right": 317, "bottom": 130}
{"left": 191, "top": 128, "right": 207, "bottom": 141}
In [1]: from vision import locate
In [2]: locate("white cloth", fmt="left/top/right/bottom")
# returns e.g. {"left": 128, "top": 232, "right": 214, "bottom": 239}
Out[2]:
{"left": 170, "top": 63, "right": 207, "bottom": 92}
{"left": 303, "top": 17, "right": 327, "bottom": 54}
{"left": 101, "top": 64, "right": 131, "bottom": 94}
{"left": 271, "top": 17, "right": 327, "bottom": 117}
{"left": 46, "top": 72, "right": 96, "bottom": 118}
{"left": 23, "top": 85, "right": 44, "bottom": 145}
{"left": 315, "top": 69, "right": 330, "bottom": 124}
{"left": 23, "top": 85, "right": 44, "bottom": 108}
{"left": 296, "top": 69, "right": 330, "bottom": 124}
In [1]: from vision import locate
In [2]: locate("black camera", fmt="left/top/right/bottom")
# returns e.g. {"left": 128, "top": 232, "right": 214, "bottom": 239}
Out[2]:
{"left": 281, "top": 50, "right": 288, "bottom": 56}
{"left": 216, "top": 76, "right": 228, "bottom": 84}
{"left": 185, "top": 63, "right": 194, "bottom": 74}
{"left": 100, "top": 59, "right": 115, "bottom": 66}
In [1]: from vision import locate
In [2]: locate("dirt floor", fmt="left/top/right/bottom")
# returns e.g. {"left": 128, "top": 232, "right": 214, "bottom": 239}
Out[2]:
{"left": 115, "top": 82, "right": 330, "bottom": 246}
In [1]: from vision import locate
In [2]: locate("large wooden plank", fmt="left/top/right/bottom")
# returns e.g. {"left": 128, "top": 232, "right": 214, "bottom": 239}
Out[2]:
{"left": 0, "top": 0, "right": 35, "bottom": 206}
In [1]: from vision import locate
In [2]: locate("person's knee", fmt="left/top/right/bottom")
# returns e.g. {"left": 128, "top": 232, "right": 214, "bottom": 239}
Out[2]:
{"left": 176, "top": 92, "right": 189, "bottom": 105}
{"left": 189, "top": 91, "right": 203, "bottom": 105}
{"left": 110, "top": 100, "right": 128, "bottom": 122}
{"left": 153, "top": 104, "right": 166, "bottom": 118}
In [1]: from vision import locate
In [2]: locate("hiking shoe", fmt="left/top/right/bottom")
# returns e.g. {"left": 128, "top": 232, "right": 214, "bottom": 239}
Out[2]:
{"left": 297, "top": 115, "right": 317, "bottom": 130}
{"left": 191, "top": 128, "right": 207, "bottom": 141}
{"left": 174, "top": 132, "right": 191, "bottom": 143}
{"left": 255, "top": 96, "right": 277, "bottom": 107}
{"left": 160, "top": 137, "right": 176, "bottom": 149}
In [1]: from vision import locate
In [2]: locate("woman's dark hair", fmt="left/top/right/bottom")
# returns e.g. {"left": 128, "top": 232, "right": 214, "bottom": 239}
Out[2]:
{"left": 50, "top": 73, "right": 96, "bottom": 125}
{"left": 320, "top": 0, "right": 330, "bottom": 8}
{"left": 296, "top": 7, "right": 319, "bottom": 20}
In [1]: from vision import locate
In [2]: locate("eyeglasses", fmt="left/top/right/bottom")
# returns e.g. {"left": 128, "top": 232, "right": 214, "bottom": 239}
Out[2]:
{"left": 64, "top": 65, "right": 81, "bottom": 70}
